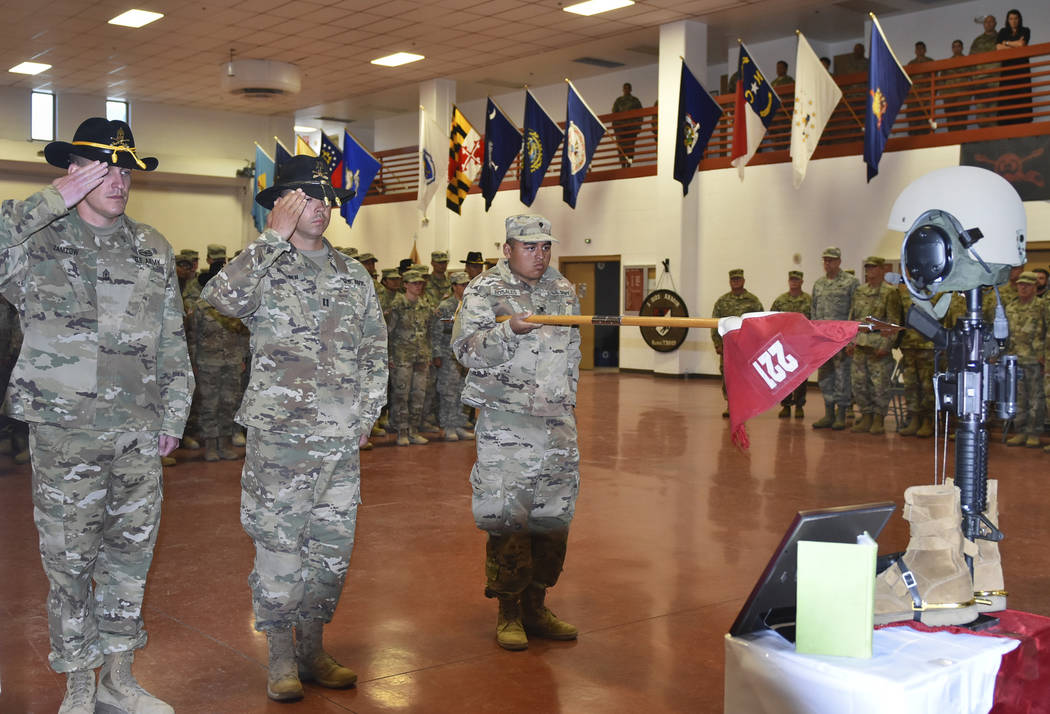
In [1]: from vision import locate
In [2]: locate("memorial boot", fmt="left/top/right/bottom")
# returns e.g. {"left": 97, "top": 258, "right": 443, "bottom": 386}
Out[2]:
{"left": 831, "top": 405, "right": 848, "bottom": 430}
{"left": 218, "top": 436, "right": 239, "bottom": 460}
{"left": 916, "top": 417, "right": 934, "bottom": 438}
{"left": 851, "top": 413, "right": 873, "bottom": 433}
{"left": 96, "top": 651, "right": 174, "bottom": 713}
{"left": 947, "top": 477, "right": 1008, "bottom": 613}
{"left": 899, "top": 414, "right": 919, "bottom": 436}
{"left": 869, "top": 414, "right": 886, "bottom": 435}
{"left": 58, "top": 669, "right": 96, "bottom": 714}
{"left": 296, "top": 620, "right": 358, "bottom": 688}
{"left": 203, "top": 437, "right": 220, "bottom": 462}
{"left": 812, "top": 402, "right": 835, "bottom": 429}
{"left": 874, "top": 484, "right": 978, "bottom": 627}
{"left": 265, "top": 628, "right": 303, "bottom": 701}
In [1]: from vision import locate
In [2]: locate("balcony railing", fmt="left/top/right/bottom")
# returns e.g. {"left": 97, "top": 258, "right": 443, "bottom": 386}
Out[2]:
{"left": 362, "top": 42, "right": 1050, "bottom": 204}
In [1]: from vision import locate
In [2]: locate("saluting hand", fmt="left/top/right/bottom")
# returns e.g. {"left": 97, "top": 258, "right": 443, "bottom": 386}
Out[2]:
{"left": 53, "top": 161, "right": 108, "bottom": 209}
{"left": 267, "top": 189, "right": 308, "bottom": 240}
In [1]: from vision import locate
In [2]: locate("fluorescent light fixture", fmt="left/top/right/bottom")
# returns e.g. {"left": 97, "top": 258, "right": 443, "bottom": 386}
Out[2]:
{"left": 370, "top": 52, "right": 424, "bottom": 67}
{"left": 108, "top": 9, "right": 164, "bottom": 28}
{"left": 563, "top": 0, "right": 634, "bottom": 16}
{"left": 9, "top": 61, "right": 51, "bottom": 75}
{"left": 293, "top": 125, "right": 319, "bottom": 133}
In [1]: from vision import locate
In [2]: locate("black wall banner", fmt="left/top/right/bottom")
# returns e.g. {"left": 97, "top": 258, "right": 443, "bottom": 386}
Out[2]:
{"left": 960, "top": 135, "right": 1050, "bottom": 202}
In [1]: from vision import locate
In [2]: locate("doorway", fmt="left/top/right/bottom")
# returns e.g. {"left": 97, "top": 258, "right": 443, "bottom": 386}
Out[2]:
{"left": 560, "top": 256, "right": 621, "bottom": 370}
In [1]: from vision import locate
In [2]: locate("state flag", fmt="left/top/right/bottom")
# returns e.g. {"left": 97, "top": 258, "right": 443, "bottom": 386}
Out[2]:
{"left": 275, "top": 138, "right": 292, "bottom": 170}
{"left": 730, "top": 44, "right": 782, "bottom": 179}
{"left": 340, "top": 130, "right": 381, "bottom": 228}
{"left": 790, "top": 31, "right": 843, "bottom": 188}
{"left": 418, "top": 107, "right": 446, "bottom": 216}
{"left": 521, "top": 89, "right": 563, "bottom": 207}
{"left": 673, "top": 59, "right": 723, "bottom": 195}
{"left": 319, "top": 132, "right": 344, "bottom": 188}
{"left": 446, "top": 106, "right": 483, "bottom": 214}
{"left": 252, "top": 143, "right": 274, "bottom": 234}
{"left": 865, "top": 14, "right": 912, "bottom": 181}
{"left": 295, "top": 134, "right": 316, "bottom": 157}
{"left": 560, "top": 80, "right": 606, "bottom": 209}
{"left": 722, "top": 312, "right": 858, "bottom": 448}
{"left": 480, "top": 97, "right": 522, "bottom": 211}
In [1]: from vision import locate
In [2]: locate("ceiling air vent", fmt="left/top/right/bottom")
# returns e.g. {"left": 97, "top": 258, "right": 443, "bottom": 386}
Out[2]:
{"left": 572, "top": 57, "right": 624, "bottom": 69}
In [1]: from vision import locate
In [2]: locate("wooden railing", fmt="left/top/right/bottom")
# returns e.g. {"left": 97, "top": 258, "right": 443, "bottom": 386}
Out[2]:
{"left": 362, "top": 42, "right": 1050, "bottom": 204}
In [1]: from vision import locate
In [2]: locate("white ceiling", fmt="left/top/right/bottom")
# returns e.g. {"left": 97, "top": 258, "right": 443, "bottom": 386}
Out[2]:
{"left": 3, "top": 0, "right": 961, "bottom": 123}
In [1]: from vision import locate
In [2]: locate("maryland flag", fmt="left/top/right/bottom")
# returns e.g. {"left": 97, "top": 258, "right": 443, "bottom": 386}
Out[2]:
{"left": 447, "top": 106, "right": 483, "bottom": 214}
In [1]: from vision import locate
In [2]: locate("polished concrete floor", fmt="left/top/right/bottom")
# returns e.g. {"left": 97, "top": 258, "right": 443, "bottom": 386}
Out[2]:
{"left": 1, "top": 373, "right": 1048, "bottom": 713}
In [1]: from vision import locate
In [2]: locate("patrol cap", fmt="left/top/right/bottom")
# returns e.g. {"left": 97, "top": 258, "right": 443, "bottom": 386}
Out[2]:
{"left": 401, "top": 269, "right": 425, "bottom": 283}
{"left": 411, "top": 263, "right": 429, "bottom": 274}
{"left": 207, "top": 244, "right": 227, "bottom": 260}
{"left": 1017, "top": 271, "right": 1038, "bottom": 285}
{"left": 431, "top": 250, "right": 449, "bottom": 262}
{"left": 336, "top": 246, "right": 358, "bottom": 257}
{"left": 175, "top": 256, "right": 193, "bottom": 267}
{"left": 449, "top": 271, "right": 470, "bottom": 285}
{"left": 179, "top": 249, "right": 199, "bottom": 259}
{"left": 357, "top": 252, "right": 376, "bottom": 263}
{"left": 863, "top": 255, "right": 885, "bottom": 267}
{"left": 728, "top": 268, "right": 744, "bottom": 279}
{"left": 505, "top": 214, "right": 559, "bottom": 243}
{"left": 381, "top": 268, "right": 401, "bottom": 280}
{"left": 822, "top": 246, "right": 842, "bottom": 259}
{"left": 788, "top": 270, "right": 803, "bottom": 280}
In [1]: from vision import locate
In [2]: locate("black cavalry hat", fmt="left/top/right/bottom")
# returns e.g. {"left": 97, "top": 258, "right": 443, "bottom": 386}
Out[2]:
{"left": 461, "top": 251, "right": 484, "bottom": 265}
{"left": 255, "top": 155, "right": 355, "bottom": 209}
{"left": 44, "top": 117, "right": 158, "bottom": 171}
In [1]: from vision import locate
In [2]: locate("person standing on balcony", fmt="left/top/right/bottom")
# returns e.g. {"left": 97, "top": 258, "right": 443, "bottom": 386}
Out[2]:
{"left": 996, "top": 8, "right": 1032, "bottom": 125}
{"left": 907, "top": 42, "right": 936, "bottom": 135}
{"left": 611, "top": 83, "right": 643, "bottom": 168}
{"left": 970, "top": 15, "right": 1000, "bottom": 127}
{"left": 770, "top": 60, "right": 794, "bottom": 87}
{"left": 941, "top": 40, "right": 971, "bottom": 129}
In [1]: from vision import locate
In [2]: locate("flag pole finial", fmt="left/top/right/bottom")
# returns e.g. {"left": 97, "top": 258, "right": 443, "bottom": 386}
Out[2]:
{"left": 736, "top": 37, "right": 742, "bottom": 44}
{"left": 795, "top": 29, "right": 800, "bottom": 35}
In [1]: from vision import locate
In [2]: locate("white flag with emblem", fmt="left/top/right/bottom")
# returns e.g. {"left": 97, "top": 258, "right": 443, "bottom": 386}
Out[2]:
{"left": 790, "top": 32, "right": 843, "bottom": 188}
{"left": 418, "top": 106, "right": 447, "bottom": 216}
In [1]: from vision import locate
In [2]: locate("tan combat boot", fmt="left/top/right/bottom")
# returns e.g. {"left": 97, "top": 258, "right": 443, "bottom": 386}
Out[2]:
{"left": 182, "top": 436, "right": 201, "bottom": 450}
{"left": 831, "top": 405, "right": 848, "bottom": 430}
{"left": 408, "top": 431, "right": 429, "bottom": 445}
{"left": 869, "top": 414, "right": 886, "bottom": 435}
{"left": 521, "top": 585, "right": 578, "bottom": 640}
{"left": 812, "top": 402, "right": 835, "bottom": 429}
{"left": 265, "top": 628, "right": 304, "bottom": 701}
{"left": 496, "top": 595, "right": 528, "bottom": 651}
{"left": 1006, "top": 433, "right": 1026, "bottom": 447}
{"left": 456, "top": 427, "right": 475, "bottom": 440}
{"left": 443, "top": 427, "right": 460, "bottom": 441}
{"left": 296, "top": 620, "right": 358, "bottom": 688}
{"left": 778, "top": 405, "right": 791, "bottom": 419}
{"left": 96, "top": 651, "right": 174, "bottom": 713}
{"left": 874, "top": 484, "right": 978, "bottom": 627}
{"left": 58, "top": 670, "right": 96, "bottom": 714}
{"left": 899, "top": 415, "right": 919, "bottom": 436}
{"left": 947, "top": 477, "right": 1008, "bottom": 613}
{"left": 793, "top": 406, "right": 804, "bottom": 419}
{"left": 916, "top": 417, "right": 934, "bottom": 438}
{"left": 218, "top": 436, "right": 239, "bottom": 460}
{"left": 851, "top": 413, "right": 873, "bottom": 433}
{"left": 203, "top": 437, "right": 220, "bottom": 462}
{"left": 396, "top": 429, "right": 410, "bottom": 447}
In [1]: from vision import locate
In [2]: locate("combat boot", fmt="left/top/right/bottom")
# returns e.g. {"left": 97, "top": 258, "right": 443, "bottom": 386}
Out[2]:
{"left": 13, "top": 431, "right": 29, "bottom": 464}
{"left": 443, "top": 427, "right": 460, "bottom": 441}
{"left": 218, "top": 436, "right": 239, "bottom": 460}
{"left": 521, "top": 585, "right": 578, "bottom": 640}
{"left": 1006, "top": 433, "right": 1026, "bottom": 447}
{"left": 296, "top": 620, "right": 357, "bottom": 688}
{"left": 58, "top": 669, "right": 96, "bottom": 714}
{"left": 495, "top": 595, "right": 528, "bottom": 651}
{"left": 265, "top": 628, "right": 303, "bottom": 701}
{"left": 0, "top": 436, "right": 10, "bottom": 455}
{"left": 899, "top": 415, "right": 919, "bottom": 436}
{"left": 231, "top": 431, "right": 247, "bottom": 447}
{"left": 203, "top": 438, "right": 220, "bottom": 461}
{"left": 831, "top": 405, "right": 848, "bottom": 430}
{"left": 916, "top": 417, "right": 934, "bottom": 438}
{"left": 161, "top": 456, "right": 177, "bottom": 467}
{"left": 370, "top": 424, "right": 386, "bottom": 437}
{"left": 96, "top": 651, "right": 174, "bottom": 713}
{"left": 874, "top": 484, "right": 978, "bottom": 627}
{"left": 408, "top": 431, "right": 429, "bottom": 445}
{"left": 812, "top": 402, "right": 835, "bottom": 429}
{"left": 778, "top": 405, "right": 791, "bottom": 419}
{"left": 851, "top": 413, "right": 873, "bottom": 433}
{"left": 1025, "top": 435, "right": 1042, "bottom": 448}
{"left": 869, "top": 414, "right": 886, "bottom": 435}
{"left": 793, "top": 406, "right": 804, "bottom": 419}
{"left": 396, "top": 429, "right": 410, "bottom": 447}
{"left": 182, "top": 436, "right": 201, "bottom": 450}
{"left": 946, "top": 478, "right": 1007, "bottom": 613}
{"left": 456, "top": 427, "right": 475, "bottom": 440}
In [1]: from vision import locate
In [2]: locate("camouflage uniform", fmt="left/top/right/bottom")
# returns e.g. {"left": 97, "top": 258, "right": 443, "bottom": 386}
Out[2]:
{"left": 0, "top": 295, "right": 23, "bottom": 447}
{"left": 0, "top": 185, "right": 193, "bottom": 672}
{"left": 431, "top": 292, "right": 469, "bottom": 431}
{"left": 849, "top": 282, "right": 903, "bottom": 417}
{"left": 191, "top": 296, "right": 248, "bottom": 439}
{"left": 770, "top": 289, "right": 812, "bottom": 408}
{"left": 202, "top": 230, "right": 387, "bottom": 631}
{"left": 452, "top": 251, "right": 581, "bottom": 600}
{"left": 812, "top": 269, "right": 859, "bottom": 406}
{"left": 711, "top": 280, "right": 763, "bottom": 398}
{"left": 388, "top": 290, "right": 433, "bottom": 435}
{"left": 1004, "top": 295, "right": 1046, "bottom": 439}
{"left": 898, "top": 288, "right": 936, "bottom": 429}
{"left": 970, "top": 31, "right": 1000, "bottom": 125}
{"left": 425, "top": 271, "right": 452, "bottom": 305}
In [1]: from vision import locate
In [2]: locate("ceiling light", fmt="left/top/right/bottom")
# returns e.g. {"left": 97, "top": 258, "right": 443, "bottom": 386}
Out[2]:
{"left": 9, "top": 61, "right": 51, "bottom": 75}
{"left": 108, "top": 10, "right": 164, "bottom": 28}
{"left": 370, "top": 52, "right": 424, "bottom": 67}
{"left": 563, "top": 0, "right": 634, "bottom": 16}
{"left": 293, "top": 125, "right": 319, "bottom": 133}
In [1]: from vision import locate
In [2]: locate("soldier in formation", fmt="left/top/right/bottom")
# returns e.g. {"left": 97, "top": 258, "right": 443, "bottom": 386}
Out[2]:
{"left": 388, "top": 269, "right": 434, "bottom": 445}
{"left": 770, "top": 270, "right": 812, "bottom": 418}
{"left": 847, "top": 256, "right": 903, "bottom": 435}
{"left": 1004, "top": 271, "right": 1046, "bottom": 448}
{"left": 711, "top": 268, "right": 763, "bottom": 417}
{"left": 811, "top": 246, "right": 859, "bottom": 430}
{"left": 431, "top": 271, "right": 475, "bottom": 441}
{"left": 897, "top": 285, "right": 936, "bottom": 437}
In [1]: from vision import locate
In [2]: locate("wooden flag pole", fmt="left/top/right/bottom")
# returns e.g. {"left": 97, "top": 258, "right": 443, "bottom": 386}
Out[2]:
{"left": 496, "top": 314, "right": 720, "bottom": 328}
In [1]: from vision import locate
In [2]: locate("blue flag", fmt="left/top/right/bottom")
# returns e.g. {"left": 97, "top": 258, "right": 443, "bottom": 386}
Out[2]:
{"left": 520, "top": 89, "right": 563, "bottom": 207}
{"left": 252, "top": 144, "right": 274, "bottom": 233}
{"left": 480, "top": 98, "right": 522, "bottom": 212}
{"left": 674, "top": 60, "right": 723, "bottom": 195}
{"left": 865, "top": 15, "right": 912, "bottom": 181}
{"left": 275, "top": 138, "right": 292, "bottom": 170}
{"left": 340, "top": 130, "right": 381, "bottom": 228}
{"left": 561, "top": 80, "right": 606, "bottom": 208}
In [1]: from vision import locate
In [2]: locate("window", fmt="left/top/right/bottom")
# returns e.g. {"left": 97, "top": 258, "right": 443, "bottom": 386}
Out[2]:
{"left": 31, "top": 91, "right": 54, "bottom": 141}
{"left": 106, "top": 99, "right": 128, "bottom": 123}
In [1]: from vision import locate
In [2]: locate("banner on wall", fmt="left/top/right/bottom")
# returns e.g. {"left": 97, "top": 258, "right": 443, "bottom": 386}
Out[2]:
{"left": 960, "top": 135, "right": 1050, "bottom": 201}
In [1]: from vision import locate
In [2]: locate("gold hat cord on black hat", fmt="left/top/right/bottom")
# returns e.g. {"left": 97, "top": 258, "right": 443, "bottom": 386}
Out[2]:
{"left": 71, "top": 140, "right": 147, "bottom": 169}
